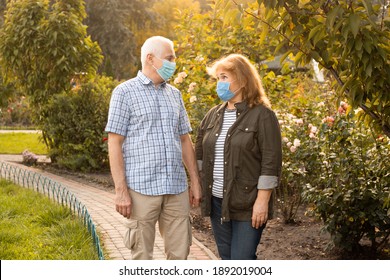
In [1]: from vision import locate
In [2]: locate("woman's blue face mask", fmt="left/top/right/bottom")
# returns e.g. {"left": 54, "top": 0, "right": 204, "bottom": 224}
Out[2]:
{"left": 216, "top": 81, "right": 236, "bottom": 101}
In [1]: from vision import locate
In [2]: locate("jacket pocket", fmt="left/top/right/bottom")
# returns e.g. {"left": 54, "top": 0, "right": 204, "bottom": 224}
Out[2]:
{"left": 229, "top": 178, "right": 258, "bottom": 211}
{"left": 235, "top": 125, "right": 258, "bottom": 150}
{"left": 123, "top": 220, "right": 140, "bottom": 250}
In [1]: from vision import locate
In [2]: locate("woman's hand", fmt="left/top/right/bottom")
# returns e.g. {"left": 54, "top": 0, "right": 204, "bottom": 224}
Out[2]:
{"left": 251, "top": 189, "right": 272, "bottom": 229}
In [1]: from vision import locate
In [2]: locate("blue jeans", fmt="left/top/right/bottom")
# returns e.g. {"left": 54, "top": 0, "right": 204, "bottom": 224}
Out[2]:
{"left": 210, "top": 196, "right": 266, "bottom": 260}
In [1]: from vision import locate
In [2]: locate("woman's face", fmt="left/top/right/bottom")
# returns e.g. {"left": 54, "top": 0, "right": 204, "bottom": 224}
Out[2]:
{"left": 216, "top": 68, "right": 242, "bottom": 101}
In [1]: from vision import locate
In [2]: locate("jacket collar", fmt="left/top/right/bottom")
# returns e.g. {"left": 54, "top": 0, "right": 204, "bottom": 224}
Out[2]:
{"left": 216, "top": 101, "right": 249, "bottom": 114}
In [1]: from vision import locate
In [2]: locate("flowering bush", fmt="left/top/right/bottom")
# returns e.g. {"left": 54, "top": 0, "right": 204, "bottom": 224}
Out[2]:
{"left": 303, "top": 107, "right": 390, "bottom": 255}
{"left": 22, "top": 149, "right": 38, "bottom": 166}
{"left": 260, "top": 72, "right": 389, "bottom": 254}
{"left": 172, "top": 66, "right": 218, "bottom": 137}
{"left": 0, "top": 96, "right": 33, "bottom": 127}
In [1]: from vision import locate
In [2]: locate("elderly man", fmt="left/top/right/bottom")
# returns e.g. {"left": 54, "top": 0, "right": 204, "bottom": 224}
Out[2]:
{"left": 105, "top": 36, "right": 201, "bottom": 260}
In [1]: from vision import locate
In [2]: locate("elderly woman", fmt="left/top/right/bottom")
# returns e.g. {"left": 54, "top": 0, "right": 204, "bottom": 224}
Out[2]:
{"left": 195, "top": 54, "right": 282, "bottom": 260}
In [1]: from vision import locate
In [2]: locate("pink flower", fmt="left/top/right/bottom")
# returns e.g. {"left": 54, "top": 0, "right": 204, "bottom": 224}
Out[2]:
{"left": 290, "top": 146, "right": 297, "bottom": 153}
{"left": 189, "top": 95, "right": 197, "bottom": 103}
{"left": 318, "top": 102, "right": 325, "bottom": 107}
{"left": 174, "top": 76, "right": 184, "bottom": 84}
{"left": 178, "top": 72, "right": 187, "bottom": 79}
{"left": 295, "top": 119, "right": 304, "bottom": 125}
{"left": 338, "top": 101, "right": 349, "bottom": 114}
{"left": 188, "top": 82, "right": 197, "bottom": 93}
{"left": 322, "top": 116, "right": 335, "bottom": 126}
{"left": 338, "top": 106, "right": 346, "bottom": 114}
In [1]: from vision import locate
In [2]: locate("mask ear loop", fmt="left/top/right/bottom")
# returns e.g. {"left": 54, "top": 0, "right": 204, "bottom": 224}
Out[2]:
{"left": 228, "top": 80, "right": 242, "bottom": 95}
{"left": 148, "top": 53, "right": 161, "bottom": 69}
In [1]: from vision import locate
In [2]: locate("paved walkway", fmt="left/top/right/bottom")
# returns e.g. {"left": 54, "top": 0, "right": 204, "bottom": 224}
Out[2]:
{"left": 0, "top": 154, "right": 217, "bottom": 260}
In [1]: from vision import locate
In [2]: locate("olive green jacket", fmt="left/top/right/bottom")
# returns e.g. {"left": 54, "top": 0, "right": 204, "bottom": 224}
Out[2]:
{"left": 195, "top": 101, "right": 282, "bottom": 222}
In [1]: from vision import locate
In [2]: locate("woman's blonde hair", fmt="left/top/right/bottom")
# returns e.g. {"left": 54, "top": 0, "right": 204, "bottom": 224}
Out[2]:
{"left": 207, "top": 54, "right": 271, "bottom": 108}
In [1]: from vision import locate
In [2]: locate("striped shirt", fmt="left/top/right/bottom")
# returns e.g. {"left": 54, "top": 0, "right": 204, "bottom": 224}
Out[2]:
{"left": 105, "top": 71, "right": 192, "bottom": 196}
{"left": 212, "top": 108, "right": 237, "bottom": 198}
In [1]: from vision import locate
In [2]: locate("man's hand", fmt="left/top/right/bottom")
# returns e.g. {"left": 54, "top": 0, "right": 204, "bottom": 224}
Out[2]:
{"left": 180, "top": 133, "right": 202, "bottom": 208}
{"left": 189, "top": 181, "right": 202, "bottom": 207}
{"left": 115, "top": 187, "right": 132, "bottom": 219}
{"left": 108, "top": 132, "right": 132, "bottom": 218}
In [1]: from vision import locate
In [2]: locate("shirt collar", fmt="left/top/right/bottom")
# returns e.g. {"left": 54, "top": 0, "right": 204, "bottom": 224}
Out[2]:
{"left": 137, "top": 71, "right": 167, "bottom": 88}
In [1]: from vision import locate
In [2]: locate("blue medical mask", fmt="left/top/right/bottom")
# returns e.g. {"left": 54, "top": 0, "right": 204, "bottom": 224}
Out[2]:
{"left": 216, "top": 81, "right": 236, "bottom": 101}
{"left": 153, "top": 58, "right": 176, "bottom": 81}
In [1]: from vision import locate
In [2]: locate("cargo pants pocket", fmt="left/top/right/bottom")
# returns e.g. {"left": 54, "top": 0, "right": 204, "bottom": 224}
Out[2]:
{"left": 123, "top": 220, "right": 140, "bottom": 250}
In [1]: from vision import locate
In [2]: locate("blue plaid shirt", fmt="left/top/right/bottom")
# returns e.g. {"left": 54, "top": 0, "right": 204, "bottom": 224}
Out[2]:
{"left": 105, "top": 71, "right": 192, "bottom": 195}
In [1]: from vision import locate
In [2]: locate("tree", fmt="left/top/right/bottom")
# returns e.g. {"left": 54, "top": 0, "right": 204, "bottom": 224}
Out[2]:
{"left": 232, "top": 0, "right": 390, "bottom": 137}
{"left": 84, "top": 0, "right": 160, "bottom": 79}
{"left": 0, "top": 0, "right": 102, "bottom": 107}
{"left": 151, "top": 0, "right": 201, "bottom": 39}
{"left": 0, "top": 0, "right": 102, "bottom": 146}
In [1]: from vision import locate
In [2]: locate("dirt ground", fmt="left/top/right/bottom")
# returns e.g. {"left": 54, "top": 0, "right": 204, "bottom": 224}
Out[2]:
{"left": 38, "top": 164, "right": 389, "bottom": 260}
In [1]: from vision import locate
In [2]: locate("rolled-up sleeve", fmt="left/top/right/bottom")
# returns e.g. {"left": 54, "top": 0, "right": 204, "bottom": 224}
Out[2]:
{"left": 257, "top": 108, "right": 282, "bottom": 189}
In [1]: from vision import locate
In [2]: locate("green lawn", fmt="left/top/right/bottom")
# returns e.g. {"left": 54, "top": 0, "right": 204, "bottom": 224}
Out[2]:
{"left": 0, "top": 132, "right": 48, "bottom": 154}
{"left": 0, "top": 179, "right": 99, "bottom": 260}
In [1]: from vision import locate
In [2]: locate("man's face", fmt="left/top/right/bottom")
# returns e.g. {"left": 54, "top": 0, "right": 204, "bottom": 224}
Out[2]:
{"left": 153, "top": 44, "right": 176, "bottom": 69}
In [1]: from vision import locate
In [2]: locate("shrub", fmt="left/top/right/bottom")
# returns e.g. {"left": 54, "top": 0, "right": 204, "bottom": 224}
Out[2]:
{"left": 22, "top": 149, "right": 38, "bottom": 166}
{"left": 303, "top": 106, "right": 390, "bottom": 255}
{"left": 273, "top": 73, "right": 331, "bottom": 223}
{"left": 41, "top": 75, "right": 118, "bottom": 172}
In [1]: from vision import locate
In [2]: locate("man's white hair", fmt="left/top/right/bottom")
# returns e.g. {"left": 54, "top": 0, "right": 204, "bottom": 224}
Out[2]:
{"left": 140, "top": 36, "right": 174, "bottom": 68}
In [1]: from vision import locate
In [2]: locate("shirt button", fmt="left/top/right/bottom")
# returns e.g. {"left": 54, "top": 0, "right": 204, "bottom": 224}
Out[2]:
{"left": 224, "top": 161, "right": 227, "bottom": 165}
{"left": 237, "top": 112, "right": 241, "bottom": 116}
{"left": 215, "top": 133, "right": 219, "bottom": 136}
{"left": 209, "top": 185, "right": 212, "bottom": 189}
{"left": 245, "top": 128, "right": 249, "bottom": 131}
{"left": 227, "top": 134, "right": 231, "bottom": 137}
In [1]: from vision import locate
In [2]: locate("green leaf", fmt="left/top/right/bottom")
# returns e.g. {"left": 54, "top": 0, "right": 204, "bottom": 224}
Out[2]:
{"left": 259, "top": 24, "right": 269, "bottom": 44}
{"left": 349, "top": 13, "right": 360, "bottom": 38}
{"left": 280, "top": 50, "right": 293, "bottom": 63}
{"left": 361, "top": 0, "right": 374, "bottom": 15}
{"left": 310, "top": 51, "right": 321, "bottom": 61}
{"left": 308, "top": 25, "right": 322, "bottom": 41}
{"left": 294, "top": 51, "right": 305, "bottom": 67}
{"left": 366, "top": 62, "right": 372, "bottom": 77}
{"left": 326, "top": 5, "right": 343, "bottom": 30}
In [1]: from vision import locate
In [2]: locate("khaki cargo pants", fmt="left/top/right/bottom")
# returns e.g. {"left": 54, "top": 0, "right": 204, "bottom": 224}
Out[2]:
{"left": 123, "top": 188, "right": 192, "bottom": 260}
